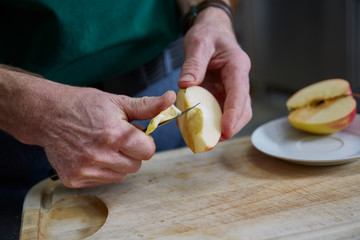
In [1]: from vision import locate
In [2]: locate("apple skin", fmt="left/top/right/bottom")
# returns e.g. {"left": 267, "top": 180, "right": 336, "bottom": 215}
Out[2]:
{"left": 176, "top": 86, "right": 222, "bottom": 153}
{"left": 286, "top": 79, "right": 357, "bottom": 134}
{"left": 288, "top": 101, "right": 357, "bottom": 134}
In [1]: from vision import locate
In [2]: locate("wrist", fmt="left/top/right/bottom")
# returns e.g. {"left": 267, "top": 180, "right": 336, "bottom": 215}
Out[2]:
{"left": 177, "top": 0, "right": 231, "bottom": 16}
{"left": 182, "top": 0, "right": 234, "bottom": 34}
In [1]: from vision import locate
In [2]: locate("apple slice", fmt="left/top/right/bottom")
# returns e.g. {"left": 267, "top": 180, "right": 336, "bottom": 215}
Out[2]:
{"left": 286, "top": 79, "right": 357, "bottom": 134}
{"left": 145, "top": 104, "right": 181, "bottom": 135}
{"left": 176, "top": 86, "right": 222, "bottom": 153}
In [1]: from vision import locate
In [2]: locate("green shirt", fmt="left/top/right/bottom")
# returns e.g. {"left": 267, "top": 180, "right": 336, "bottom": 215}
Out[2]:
{"left": 0, "top": 0, "right": 181, "bottom": 86}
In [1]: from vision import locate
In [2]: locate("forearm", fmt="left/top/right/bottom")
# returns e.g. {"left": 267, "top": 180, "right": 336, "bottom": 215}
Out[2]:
{"left": 0, "top": 65, "right": 62, "bottom": 145}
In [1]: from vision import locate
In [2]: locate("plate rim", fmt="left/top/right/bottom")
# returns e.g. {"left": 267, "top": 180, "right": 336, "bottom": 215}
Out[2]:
{"left": 251, "top": 114, "right": 360, "bottom": 165}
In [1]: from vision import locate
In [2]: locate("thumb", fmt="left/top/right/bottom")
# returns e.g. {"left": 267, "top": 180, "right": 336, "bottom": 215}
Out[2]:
{"left": 178, "top": 43, "right": 211, "bottom": 89}
{"left": 122, "top": 90, "right": 176, "bottom": 121}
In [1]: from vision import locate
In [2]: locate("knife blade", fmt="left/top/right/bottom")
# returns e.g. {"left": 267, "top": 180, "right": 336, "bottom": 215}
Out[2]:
{"left": 144, "top": 102, "right": 200, "bottom": 132}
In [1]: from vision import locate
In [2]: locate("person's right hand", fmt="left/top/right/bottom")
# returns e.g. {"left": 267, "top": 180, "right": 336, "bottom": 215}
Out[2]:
{"left": 0, "top": 67, "right": 176, "bottom": 188}
{"left": 44, "top": 87, "right": 176, "bottom": 188}
{"left": 49, "top": 89, "right": 176, "bottom": 188}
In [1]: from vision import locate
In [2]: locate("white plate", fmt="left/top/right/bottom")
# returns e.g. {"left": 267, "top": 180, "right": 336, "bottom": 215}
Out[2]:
{"left": 251, "top": 114, "right": 360, "bottom": 165}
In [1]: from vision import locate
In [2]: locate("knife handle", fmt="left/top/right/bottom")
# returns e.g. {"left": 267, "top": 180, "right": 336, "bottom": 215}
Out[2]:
{"left": 48, "top": 168, "right": 59, "bottom": 181}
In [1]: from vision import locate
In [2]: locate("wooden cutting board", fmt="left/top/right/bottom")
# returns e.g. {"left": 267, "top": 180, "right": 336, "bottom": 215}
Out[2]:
{"left": 20, "top": 136, "right": 360, "bottom": 240}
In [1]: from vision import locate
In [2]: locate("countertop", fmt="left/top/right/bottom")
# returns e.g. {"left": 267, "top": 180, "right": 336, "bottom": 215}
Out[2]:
{"left": 20, "top": 136, "right": 360, "bottom": 239}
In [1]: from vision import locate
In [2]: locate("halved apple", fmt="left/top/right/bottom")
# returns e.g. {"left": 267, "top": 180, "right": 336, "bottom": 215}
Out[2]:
{"left": 176, "top": 86, "right": 222, "bottom": 153}
{"left": 286, "top": 79, "right": 357, "bottom": 134}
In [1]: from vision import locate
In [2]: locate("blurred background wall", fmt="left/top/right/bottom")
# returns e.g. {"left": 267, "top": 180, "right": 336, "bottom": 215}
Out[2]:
{"left": 233, "top": 0, "right": 360, "bottom": 135}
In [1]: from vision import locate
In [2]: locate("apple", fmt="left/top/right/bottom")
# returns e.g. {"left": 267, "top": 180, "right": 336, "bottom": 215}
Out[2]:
{"left": 176, "top": 86, "right": 222, "bottom": 153}
{"left": 286, "top": 79, "right": 357, "bottom": 134}
{"left": 145, "top": 104, "right": 181, "bottom": 135}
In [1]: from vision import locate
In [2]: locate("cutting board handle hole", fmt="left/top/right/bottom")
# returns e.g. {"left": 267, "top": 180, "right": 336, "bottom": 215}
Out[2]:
{"left": 39, "top": 196, "right": 108, "bottom": 239}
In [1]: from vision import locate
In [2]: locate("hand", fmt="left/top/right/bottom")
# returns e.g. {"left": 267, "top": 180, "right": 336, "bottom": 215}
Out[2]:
{"left": 0, "top": 68, "right": 177, "bottom": 188}
{"left": 178, "top": 6, "right": 252, "bottom": 140}
{"left": 40, "top": 87, "right": 176, "bottom": 188}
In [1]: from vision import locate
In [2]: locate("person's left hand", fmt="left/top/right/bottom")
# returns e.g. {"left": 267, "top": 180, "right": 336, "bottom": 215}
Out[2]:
{"left": 178, "top": 6, "right": 252, "bottom": 140}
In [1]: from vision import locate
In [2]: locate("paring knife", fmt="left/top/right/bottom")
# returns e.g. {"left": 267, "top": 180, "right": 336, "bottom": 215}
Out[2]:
{"left": 143, "top": 102, "right": 200, "bottom": 133}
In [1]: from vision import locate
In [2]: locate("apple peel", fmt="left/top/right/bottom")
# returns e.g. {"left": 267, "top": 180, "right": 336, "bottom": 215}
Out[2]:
{"left": 145, "top": 104, "right": 181, "bottom": 135}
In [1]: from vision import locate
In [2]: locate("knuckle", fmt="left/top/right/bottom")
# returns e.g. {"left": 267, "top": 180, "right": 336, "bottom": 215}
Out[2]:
{"left": 128, "top": 160, "right": 142, "bottom": 173}
{"left": 63, "top": 178, "right": 81, "bottom": 188}
{"left": 82, "top": 151, "right": 101, "bottom": 166}
{"left": 114, "top": 174, "right": 127, "bottom": 183}
{"left": 183, "top": 58, "right": 202, "bottom": 73}
{"left": 193, "top": 33, "right": 212, "bottom": 50}
{"left": 106, "top": 173, "right": 127, "bottom": 184}
{"left": 102, "top": 128, "right": 119, "bottom": 146}
{"left": 238, "top": 51, "right": 252, "bottom": 72}
{"left": 122, "top": 135, "right": 155, "bottom": 160}
{"left": 98, "top": 124, "right": 126, "bottom": 147}
{"left": 59, "top": 168, "right": 83, "bottom": 188}
{"left": 139, "top": 96, "right": 152, "bottom": 106}
{"left": 129, "top": 96, "right": 152, "bottom": 113}
{"left": 142, "top": 146, "right": 155, "bottom": 160}
{"left": 186, "top": 32, "right": 203, "bottom": 47}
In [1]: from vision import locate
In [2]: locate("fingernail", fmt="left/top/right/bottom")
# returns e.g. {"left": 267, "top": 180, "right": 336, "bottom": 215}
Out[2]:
{"left": 180, "top": 74, "right": 195, "bottom": 82}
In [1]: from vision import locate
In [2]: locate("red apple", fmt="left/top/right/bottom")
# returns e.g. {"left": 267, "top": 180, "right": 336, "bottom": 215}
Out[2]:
{"left": 286, "top": 79, "right": 357, "bottom": 134}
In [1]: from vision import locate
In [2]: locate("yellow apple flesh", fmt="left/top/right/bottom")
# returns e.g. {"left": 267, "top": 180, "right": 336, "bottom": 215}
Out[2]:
{"left": 145, "top": 104, "right": 181, "bottom": 135}
{"left": 176, "top": 86, "right": 222, "bottom": 153}
{"left": 286, "top": 79, "right": 357, "bottom": 134}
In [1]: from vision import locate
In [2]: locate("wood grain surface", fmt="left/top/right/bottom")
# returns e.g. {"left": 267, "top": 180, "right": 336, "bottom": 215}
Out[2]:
{"left": 20, "top": 136, "right": 360, "bottom": 239}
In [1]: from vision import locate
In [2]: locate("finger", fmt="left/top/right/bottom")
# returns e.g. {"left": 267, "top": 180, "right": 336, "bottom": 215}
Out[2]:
{"left": 104, "top": 151, "right": 143, "bottom": 174}
{"left": 56, "top": 150, "right": 142, "bottom": 188}
{"left": 62, "top": 181, "right": 104, "bottom": 189}
{"left": 63, "top": 168, "right": 128, "bottom": 188}
{"left": 92, "top": 118, "right": 155, "bottom": 160}
{"left": 115, "top": 120, "right": 156, "bottom": 160}
{"left": 220, "top": 94, "right": 252, "bottom": 141}
{"left": 233, "top": 94, "right": 252, "bottom": 133}
{"left": 86, "top": 149, "right": 144, "bottom": 174}
{"left": 178, "top": 36, "right": 214, "bottom": 88}
{"left": 120, "top": 90, "right": 176, "bottom": 122}
{"left": 78, "top": 182, "right": 104, "bottom": 188}
{"left": 82, "top": 168, "right": 128, "bottom": 184}
{"left": 221, "top": 56, "right": 252, "bottom": 139}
